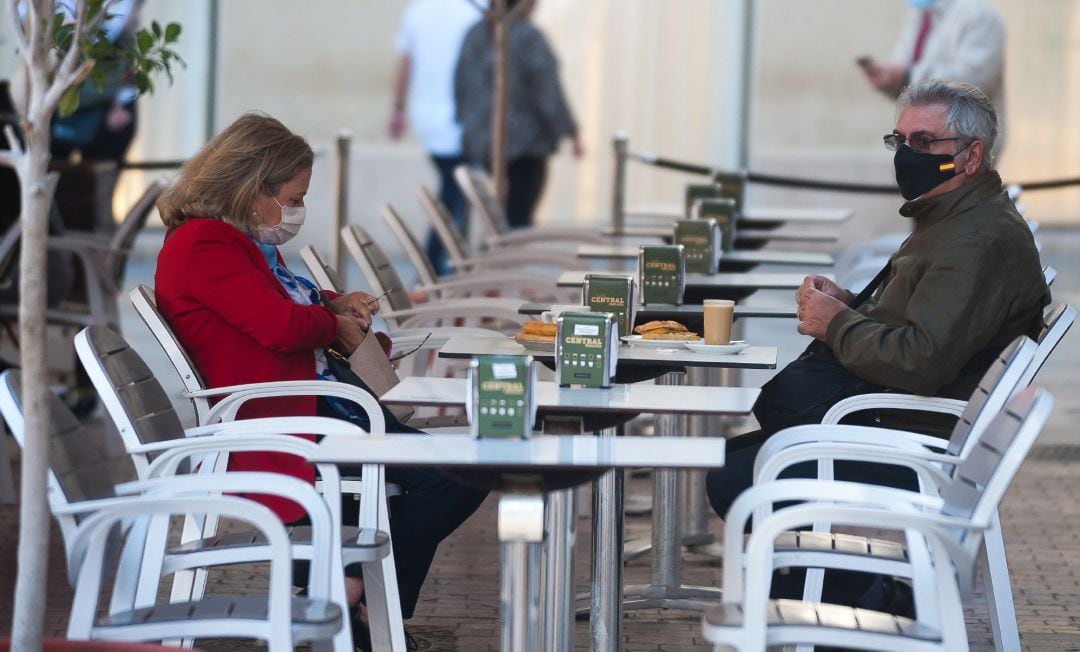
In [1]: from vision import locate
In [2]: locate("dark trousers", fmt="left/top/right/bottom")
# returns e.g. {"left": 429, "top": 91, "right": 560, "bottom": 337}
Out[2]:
{"left": 504, "top": 156, "right": 548, "bottom": 229}
{"left": 425, "top": 154, "right": 467, "bottom": 276}
{"left": 294, "top": 398, "right": 489, "bottom": 619}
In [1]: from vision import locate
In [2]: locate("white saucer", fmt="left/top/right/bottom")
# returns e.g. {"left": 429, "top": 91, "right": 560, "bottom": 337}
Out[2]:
{"left": 620, "top": 335, "right": 694, "bottom": 351}
{"left": 683, "top": 340, "right": 749, "bottom": 355}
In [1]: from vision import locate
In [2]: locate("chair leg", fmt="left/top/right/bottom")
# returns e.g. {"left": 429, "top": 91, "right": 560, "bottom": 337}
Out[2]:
{"left": 361, "top": 550, "right": 407, "bottom": 651}
{"left": 985, "top": 512, "right": 1021, "bottom": 651}
{"left": 0, "top": 426, "right": 16, "bottom": 504}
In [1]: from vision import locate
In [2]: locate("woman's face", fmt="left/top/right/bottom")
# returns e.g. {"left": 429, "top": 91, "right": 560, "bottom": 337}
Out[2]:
{"left": 253, "top": 166, "right": 312, "bottom": 227}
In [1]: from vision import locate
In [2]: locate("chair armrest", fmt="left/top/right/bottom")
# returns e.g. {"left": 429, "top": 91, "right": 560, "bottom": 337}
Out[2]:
{"left": 183, "top": 380, "right": 385, "bottom": 432}
{"left": 456, "top": 249, "right": 587, "bottom": 272}
{"left": 754, "top": 442, "right": 955, "bottom": 495}
{"left": 756, "top": 423, "right": 948, "bottom": 480}
{"left": 822, "top": 393, "right": 967, "bottom": 425}
{"left": 487, "top": 227, "right": 610, "bottom": 249}
{"left": 385, "top": 298, "right": 529, "bottom": 329}
{"left": 418, "top": 273, "right": 560, "bottom": 298}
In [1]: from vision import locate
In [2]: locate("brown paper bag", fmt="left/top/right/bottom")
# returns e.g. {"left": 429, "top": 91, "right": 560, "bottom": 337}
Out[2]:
{"left": 331, "top": 332, "right": 415, "bottom": 423}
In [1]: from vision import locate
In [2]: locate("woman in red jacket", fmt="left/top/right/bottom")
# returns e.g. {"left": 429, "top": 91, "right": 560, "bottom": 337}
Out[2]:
{"left": 154, "top": 113, "right": 486, "bottom": 649}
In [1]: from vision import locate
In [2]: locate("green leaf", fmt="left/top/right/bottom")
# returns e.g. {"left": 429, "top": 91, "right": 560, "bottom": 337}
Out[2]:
{"left": 165, "top": 23, "right": 182, "bottom": 43}
{"left": 152, "top": 20, "right": 162, "bottom": 39}
{"left": 58, "top": 88, "right": 80, "bottom": 117}
{"left": 134, "top": 71, "right": 151, "bottom": 94}
{"left": 137, "top": 30, "right": 153, "bottom": 54}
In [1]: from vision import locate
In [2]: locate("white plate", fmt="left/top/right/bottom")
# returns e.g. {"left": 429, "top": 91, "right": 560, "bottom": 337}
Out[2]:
{"left": 683, "top": 340, "right": 749, "bottom": 355}
{"left": 620, "top": 335, "right": 696, "bottom": 350}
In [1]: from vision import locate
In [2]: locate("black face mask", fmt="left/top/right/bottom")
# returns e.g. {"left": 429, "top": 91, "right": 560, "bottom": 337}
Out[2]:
{"left": 893, "top": 142, "right": 970, "bottom": 201}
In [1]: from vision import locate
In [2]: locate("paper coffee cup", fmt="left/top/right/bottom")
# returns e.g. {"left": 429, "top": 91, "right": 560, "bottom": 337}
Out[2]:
{"left": 703, "top": 299, "right": 735, "bottom": 345}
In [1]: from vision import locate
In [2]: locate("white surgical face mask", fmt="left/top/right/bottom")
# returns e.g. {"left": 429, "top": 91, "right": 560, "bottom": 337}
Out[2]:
{"left": 254, "top": 197, "right": 306, "bottom": 245}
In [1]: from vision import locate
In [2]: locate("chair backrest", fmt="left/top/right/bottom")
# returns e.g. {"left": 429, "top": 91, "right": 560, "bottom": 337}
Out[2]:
{"left": 1017, "top": 303, "right": 1076, "bottom": 388}
{"left": 941, "top": 386, "right": 1053, "bottom": 555}
{"left": 946, "top": 335, "right": 1037, "bottom": 458}
{"left": 128, "top": 284, "right": 214, "bottom": 425}
{"left": 1042, "top": 265, "right": 1057, "bottom": 287}
{"left": 381, "top": 204, "right": 440, "bottom": 288}
{"left": 298, "top": 245, "right": 345, "bottom": 294}
{"left": 73, "top": 325, "right": 188, "bottom": 478}
{"left": 417, "top": 186, "right": 472, "bottom": 270}
{"left": 106, "top": 181, "right": 164, "bottom": 285}
{"left": 454, "top": 165, "right": 510, "bottom": 237}
{"left": 339, "top": 224, "right": 413, "bottom": 313}
{"left": 0, "top": 369, "right": 122, "bottom": 551}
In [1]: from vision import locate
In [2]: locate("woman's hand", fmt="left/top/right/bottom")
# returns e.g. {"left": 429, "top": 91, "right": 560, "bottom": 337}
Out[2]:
{"left": 328, "top": 291, "right": 380, "bottom": 331}
{"left": 333, "top": 314, "right": 366, "bottom": 355}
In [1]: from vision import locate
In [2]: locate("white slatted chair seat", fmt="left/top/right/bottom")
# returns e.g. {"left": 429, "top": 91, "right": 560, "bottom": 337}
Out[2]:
{"left": 94, "top": 595, "right": 342, "bottom": 643}
{"left": 705, "top": 599, "right": 941, "bottom": 643}
{"left": 168, "top": 526, "right": 389, "bottom": 566}
{"left": 773, "top": 531, "right": 908, "bottom": 563}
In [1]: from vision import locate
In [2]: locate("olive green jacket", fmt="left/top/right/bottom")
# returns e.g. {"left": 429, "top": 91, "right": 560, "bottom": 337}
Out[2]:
{"left": 826, "top": 171, "right": 1049, "bottom": 399}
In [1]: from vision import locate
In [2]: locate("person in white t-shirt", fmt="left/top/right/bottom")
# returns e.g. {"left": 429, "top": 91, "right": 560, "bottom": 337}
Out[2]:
{"left": 388, "top": 0, "right": 483, "bottom": 275}
{"left": 859, "top": 0, "right": 1005, "bottom": 155}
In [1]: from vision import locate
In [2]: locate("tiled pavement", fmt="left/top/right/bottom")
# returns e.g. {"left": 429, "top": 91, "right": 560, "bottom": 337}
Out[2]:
{"left": 1, "top": 227, "right": 1079, "bottom": 650}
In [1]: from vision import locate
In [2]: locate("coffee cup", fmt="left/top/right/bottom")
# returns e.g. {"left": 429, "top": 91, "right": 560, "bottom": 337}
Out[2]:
{"left": 703, "top": 299, "right": 735, "bottom": 345}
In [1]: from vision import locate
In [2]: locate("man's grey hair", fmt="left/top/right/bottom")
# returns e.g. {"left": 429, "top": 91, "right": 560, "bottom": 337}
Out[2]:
{"left": 898, "top": 79, "right": 998, "bottom": 168}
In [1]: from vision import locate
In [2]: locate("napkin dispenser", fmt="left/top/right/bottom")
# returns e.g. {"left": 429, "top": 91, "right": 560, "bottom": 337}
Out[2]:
{"left": 692, "top": 197, "right": 737, "bottom": 252}
{"left": 468, "top": 355, "right": 536, "bottom": 439}
{"left": 556, "top": 312, "right": 618, "bottom": 388}
{"left": 684, "top": 182, "right": 722, "bottom": 217}
{"left": 674, "top": 219, "right": 720, "bottom": 275}
{"left": 638, "top": 244, "right": 686, "bottom": 305}
{"left": 582, "top": 274, "right": 637, "bottom": 337}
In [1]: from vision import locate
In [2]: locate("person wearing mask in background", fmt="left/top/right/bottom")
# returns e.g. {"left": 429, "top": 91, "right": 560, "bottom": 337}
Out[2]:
{"left": 389, "top": 0, "right": 484, "bottom": 275}
{"left": 705, "top": 79, "right": 1048, "bottom": 616}
{"left": 859, "top": 0, "right": 1005, "bottom": 157}
{"left": 454, "top": 0, "right": 581, "bottom": 229}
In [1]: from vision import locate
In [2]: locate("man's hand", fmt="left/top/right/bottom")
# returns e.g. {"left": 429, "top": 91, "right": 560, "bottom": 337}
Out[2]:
{"left": 328, "top": 291, "right": 380, "bottom": 332}
{"left": 859, "top": 58, "right": 907, "bottom": 98}
{"left": 333, "top": 314, "right": 366, "bottom": 355}
{"left": 796, "top": 287, "right": 847, "bottom": 341}
{"left": 797, "top": 274, "right": 849, "bottom": 305}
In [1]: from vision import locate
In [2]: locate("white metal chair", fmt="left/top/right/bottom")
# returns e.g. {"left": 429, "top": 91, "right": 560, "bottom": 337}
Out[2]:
{"left": 751, "top": 310, "right": 1074, "bottom": 652}
{"left": 0, "top": 369, "right": 345, "bottom": 651}
{"left": 380, "top": 203, "right": 572, "bottom": 302}
{"left": 416, "top": 185, "right": 589, "bottom": 275}
{"left": 454, "top": 164, "right": 611, "bottom": 250}
{"left": 73, "top": 326, "right": 407, "bottom": 652}
{"left": 704, "top": 386, "right": 1054, "bottom": 651}
{"left": 340, "top": 223, "right": 529, "bottom": 332}
{"left": 0, "top": 181, "right": 163, "bottom": 330}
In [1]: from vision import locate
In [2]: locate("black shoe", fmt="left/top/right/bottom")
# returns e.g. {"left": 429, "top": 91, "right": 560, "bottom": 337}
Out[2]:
{"left": 880, "top": 577, "right": 915, "bottom": 619}
{"left": 405, "top": 628, "right": 419, "bottom": 651}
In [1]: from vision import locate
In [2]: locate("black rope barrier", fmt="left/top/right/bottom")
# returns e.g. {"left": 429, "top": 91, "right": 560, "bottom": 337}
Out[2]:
{"left": 631, "top": 151, "right": 1080, "bottom": 194}
{"left": 120, "top": 160, "right": 184, "bottom": 170}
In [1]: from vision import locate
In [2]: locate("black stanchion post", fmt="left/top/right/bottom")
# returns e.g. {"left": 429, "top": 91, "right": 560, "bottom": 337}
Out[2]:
{"left": 612, "top": 133, "right": 628, "bottom": 236}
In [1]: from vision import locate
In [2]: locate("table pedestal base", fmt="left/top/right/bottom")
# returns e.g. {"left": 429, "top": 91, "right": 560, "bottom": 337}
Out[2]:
{"left": 498, "top": 493, "right": 544, "bottom": 652}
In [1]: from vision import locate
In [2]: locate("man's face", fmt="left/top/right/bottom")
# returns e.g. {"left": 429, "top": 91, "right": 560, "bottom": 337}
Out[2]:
{"left": 894, "top": 103, "right": 978, "bottom": 200}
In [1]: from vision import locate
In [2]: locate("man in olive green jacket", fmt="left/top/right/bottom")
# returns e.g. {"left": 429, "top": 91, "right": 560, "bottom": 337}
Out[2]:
{"left": 706, "top": 81, "right": 1049, "bottom": 611}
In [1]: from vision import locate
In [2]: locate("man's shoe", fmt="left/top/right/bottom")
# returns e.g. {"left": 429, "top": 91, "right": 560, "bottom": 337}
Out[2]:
{"left": 405, "top": 628, "right": 419, "bottom": 651}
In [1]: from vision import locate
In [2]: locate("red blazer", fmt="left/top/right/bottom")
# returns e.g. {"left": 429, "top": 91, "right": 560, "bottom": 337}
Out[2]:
{"left": 155, "top": 218, "right": 339, "bottom": 521}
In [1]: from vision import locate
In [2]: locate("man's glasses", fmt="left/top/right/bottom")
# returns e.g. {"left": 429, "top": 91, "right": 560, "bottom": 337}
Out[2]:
{"left": 883, "top": 132, "right": 967, "bottom": 153}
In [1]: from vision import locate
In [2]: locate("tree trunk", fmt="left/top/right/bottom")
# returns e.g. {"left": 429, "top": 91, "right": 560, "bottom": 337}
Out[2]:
{"left": 490, "top": 0, "right": 509, "bottom": 205}
{"left": 11, "top": 114, "right": 55, "bottom": 652}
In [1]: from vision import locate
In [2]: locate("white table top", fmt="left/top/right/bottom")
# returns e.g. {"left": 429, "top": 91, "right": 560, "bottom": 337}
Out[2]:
{"left": 309, "top": 433, "right": 726, "bottom": 470}
{"left": 556, "top": 270, "right": 816, "bottom": 290}
{"left": 383, "top": 377, "right": 759, "bottom": 417}
{"left": 626, "top": 205, "right": 854, "bottom": 223}
{"left": 576, "top": 244, "right": 833, "bottom": 267}
{"left": 603, "top": 225, "right": 840, "bottom": 242}
{"left": 438, "top": 335, "right": 777, "bottom": 369}
{"left": 519, "top": 302, "right": 796, "bottom": 319}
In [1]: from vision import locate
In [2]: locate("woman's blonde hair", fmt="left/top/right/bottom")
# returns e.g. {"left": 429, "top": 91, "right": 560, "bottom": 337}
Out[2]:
{"left": 158, "top": 112, "right": 314, "bottom": 230}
